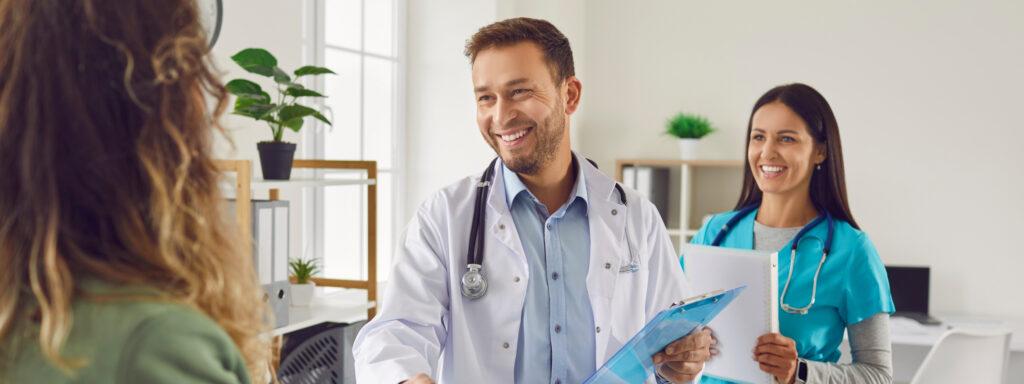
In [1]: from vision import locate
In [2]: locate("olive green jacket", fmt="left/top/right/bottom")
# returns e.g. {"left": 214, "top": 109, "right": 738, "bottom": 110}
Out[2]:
{"left": 1, "top": 279, "right": 251, "bottom": 384}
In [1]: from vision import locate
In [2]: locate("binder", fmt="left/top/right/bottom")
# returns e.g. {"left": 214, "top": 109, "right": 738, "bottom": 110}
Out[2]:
{"left": 584, "top": 286, "right": 745, "bottom": 384}
{"left": 680, "top": 244, "right": 779, "bottom": 384}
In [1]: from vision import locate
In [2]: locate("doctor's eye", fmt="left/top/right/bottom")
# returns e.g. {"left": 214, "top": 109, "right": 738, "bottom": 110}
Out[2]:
{"left": 477, "top": 95, "right": 494, "bottom": 103}
{"left": 510, "top": 88, "right": 532, "bottom": 98}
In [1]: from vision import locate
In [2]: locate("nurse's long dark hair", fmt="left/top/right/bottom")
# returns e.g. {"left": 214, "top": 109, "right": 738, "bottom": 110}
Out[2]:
{"left": 735, "top": 83, "right": 860, "bottom": 229}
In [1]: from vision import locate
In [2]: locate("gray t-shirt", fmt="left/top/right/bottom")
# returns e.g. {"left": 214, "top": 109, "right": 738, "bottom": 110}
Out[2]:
{"left": 754, "top": 221, "right": 893, "bottom": 383}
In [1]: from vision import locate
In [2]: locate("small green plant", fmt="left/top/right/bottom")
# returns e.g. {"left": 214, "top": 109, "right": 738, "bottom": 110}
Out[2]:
{"left": 289, "top": 257, "right": 320, "bottom": 285}
{"left": 226, "top": 48, "right": 335, "bottom": 142}
{"left": 665, "top": 113, "right": 715, "bottom": 139}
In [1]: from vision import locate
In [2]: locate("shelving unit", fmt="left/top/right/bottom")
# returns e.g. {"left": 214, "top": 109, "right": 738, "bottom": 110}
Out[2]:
{"left": 615, "top": 158, "right": 745, "bottom": 248}
{"left": 216, "top": 159, "right": 379, "bottom": 319}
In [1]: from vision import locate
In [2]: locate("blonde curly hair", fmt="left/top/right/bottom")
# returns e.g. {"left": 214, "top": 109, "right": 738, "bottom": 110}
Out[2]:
{"left": 0, "top": 0, "right": 269, "bottom": 378}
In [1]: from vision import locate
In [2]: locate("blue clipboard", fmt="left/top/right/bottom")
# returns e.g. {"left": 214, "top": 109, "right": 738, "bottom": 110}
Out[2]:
{"left": 584, "top": 286, "right": 746, "bottom": 384}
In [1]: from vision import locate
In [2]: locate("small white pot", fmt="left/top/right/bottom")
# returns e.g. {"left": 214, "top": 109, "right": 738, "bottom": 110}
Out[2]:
{"left": 678, "top": 138, "right": 700, "bottom": 160}
{"left": 290, "top": 282, "right": 315, "bottom": 307}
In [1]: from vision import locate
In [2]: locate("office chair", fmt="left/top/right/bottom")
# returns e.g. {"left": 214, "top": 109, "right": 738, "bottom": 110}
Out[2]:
{"left": 909, "top": 328, "right": 1011, "bottom": 384}
{"left": 278, "top": 321, "right": 366, "bottom": 384}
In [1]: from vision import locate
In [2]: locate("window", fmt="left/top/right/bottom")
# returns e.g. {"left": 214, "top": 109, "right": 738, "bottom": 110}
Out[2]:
{"left": 309, "top": 0, "right": 404, "bottom": 283}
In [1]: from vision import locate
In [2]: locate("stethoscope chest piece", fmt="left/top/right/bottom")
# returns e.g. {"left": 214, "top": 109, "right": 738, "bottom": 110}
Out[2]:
{"left": 461, "top": 263, "right": 487, "bottom": 299}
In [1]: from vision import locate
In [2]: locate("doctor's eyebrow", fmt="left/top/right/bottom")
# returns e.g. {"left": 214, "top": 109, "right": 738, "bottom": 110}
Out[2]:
{"left": 474, "top": 78, "right": 531, "bottom": 93}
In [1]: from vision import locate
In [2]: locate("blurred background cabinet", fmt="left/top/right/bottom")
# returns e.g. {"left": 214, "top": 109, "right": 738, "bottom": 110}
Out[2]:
{"left": 616, "top": 159, "right": 745, "bottom": 252}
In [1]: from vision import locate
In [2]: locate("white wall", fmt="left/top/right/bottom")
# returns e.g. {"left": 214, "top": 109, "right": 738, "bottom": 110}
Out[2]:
{"left": 403, "top": 0, "right": 499, "bottom": 218}
{"left": 579, "top": 0, "right": 1024, "bottom": 318}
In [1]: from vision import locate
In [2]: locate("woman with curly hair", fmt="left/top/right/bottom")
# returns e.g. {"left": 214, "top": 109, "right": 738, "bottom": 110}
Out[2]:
{"left": 0, "top": 0, "right": 269, "bottom": 382}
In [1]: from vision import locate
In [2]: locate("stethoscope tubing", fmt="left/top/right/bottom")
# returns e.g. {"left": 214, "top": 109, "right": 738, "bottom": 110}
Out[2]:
{"left": 711, "top": 204, "right": 835, "bottom": 315}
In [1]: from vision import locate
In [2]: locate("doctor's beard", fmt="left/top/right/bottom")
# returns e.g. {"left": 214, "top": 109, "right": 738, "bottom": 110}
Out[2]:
{"left": 486, "top": 102, "right": 567, "bottom": 176}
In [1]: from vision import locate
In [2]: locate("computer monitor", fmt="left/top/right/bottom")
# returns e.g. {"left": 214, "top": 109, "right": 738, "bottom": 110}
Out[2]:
{"left": 885, "top": 265, "right": 930, "bottom": 314}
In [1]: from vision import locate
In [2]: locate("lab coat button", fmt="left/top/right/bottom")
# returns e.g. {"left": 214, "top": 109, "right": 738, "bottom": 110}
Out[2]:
{"left": 502, "top": 342, "right": 510, "bottom": 349}
{"left": 611, "top": 209, "right": 618, "bottom": 215}
{"left": 498, "top": 224, "right": 505, "bottom": 230}
{"left": 604, "top": 262, "right": 612, "bottom": 269}
{"left": 595, "top": 326, "right": 601, "bottom": 333}
{"left": 513, "top": 276, "right": 520, "bottom": 283}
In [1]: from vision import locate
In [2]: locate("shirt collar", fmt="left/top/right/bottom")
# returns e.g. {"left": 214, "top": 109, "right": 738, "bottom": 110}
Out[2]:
{"left": 501, "top": 157, "right": 589, "bottom": 210}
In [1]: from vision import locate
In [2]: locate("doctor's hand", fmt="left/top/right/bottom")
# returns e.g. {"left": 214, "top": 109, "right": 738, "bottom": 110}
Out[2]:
{"left": 652, "top": 327, "right": 714, "bottom": 383}
{"left": 752, "top": 333, "right": 798, "bottom": 384}
{"left": 400, "top": 373, "right": 435, "bottom": 384}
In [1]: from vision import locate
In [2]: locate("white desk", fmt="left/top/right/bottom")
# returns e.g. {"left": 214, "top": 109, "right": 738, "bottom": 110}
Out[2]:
{"left": 840, "top": 313, "right": 1023, "bottom": 383}
{"left": 272, "top": 287, "right": 376, "bottom": 336}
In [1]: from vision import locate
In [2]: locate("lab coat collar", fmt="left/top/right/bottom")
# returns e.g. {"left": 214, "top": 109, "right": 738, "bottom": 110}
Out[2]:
{"left": 499, "top": 157, "right": 589, "bottom": 212}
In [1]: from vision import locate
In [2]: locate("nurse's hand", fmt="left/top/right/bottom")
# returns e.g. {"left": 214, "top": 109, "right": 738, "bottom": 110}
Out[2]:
{"left": 401, "top": 373, "right": 435, "bottom": 384}
{"left": 752, "top": 333, "right": 798, "bottom": 384}
{"left": 651, "top": 327, "right": 714, "bottom": 383}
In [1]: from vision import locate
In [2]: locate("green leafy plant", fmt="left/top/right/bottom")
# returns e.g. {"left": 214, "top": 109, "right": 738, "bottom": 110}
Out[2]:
{"left": 226, "top": 48, "right": 335, "bottom": 142}
{"left": 665, "top": 112, "right": 715, "bottom": 139}
{"left": 288, "top": 257, "right": 321, "bottom": 285}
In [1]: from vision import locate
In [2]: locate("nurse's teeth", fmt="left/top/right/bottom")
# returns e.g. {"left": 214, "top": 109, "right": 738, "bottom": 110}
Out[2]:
{"left": 761, "top": 165, "right": 784, "bottom": 173}
{"left": 501, "top": 129, "right": 528, "bottom": 142}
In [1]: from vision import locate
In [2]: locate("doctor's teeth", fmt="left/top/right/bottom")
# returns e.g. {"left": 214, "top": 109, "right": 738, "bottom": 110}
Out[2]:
{"left": 500, "top": 130, "right": 528, "bottom": 142}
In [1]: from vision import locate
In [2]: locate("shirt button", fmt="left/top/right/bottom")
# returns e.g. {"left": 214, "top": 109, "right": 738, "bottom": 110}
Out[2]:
{"left": 596, "top": 326, "right": 601, "bottom": 333}
{"left": 513, "top": 276, "right": 520, "bottom": 283}
{"left": 551, "top": 272, "right": 559, "bottom": 280}
{"left": 546, "top": 223, "right": 553, "bottom": 230}
{"left": 611, "top": 209, "right": 618, "bottom": 215}
{"left": 555, "top": 379, "right": 561, "bottom": 384}
{"left": 502, "top": 342, "right": 510, "bottom": 349}
{"left": 604, "top": 262, "right": 612, "bottom": 269}
{"left": 554, "top": 324, "right": 562, "bottom": 333}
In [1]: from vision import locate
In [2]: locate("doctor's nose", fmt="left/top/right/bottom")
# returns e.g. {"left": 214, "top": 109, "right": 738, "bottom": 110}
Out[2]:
{"left": 493, "top": 99, "right": 518, "bottom": 127}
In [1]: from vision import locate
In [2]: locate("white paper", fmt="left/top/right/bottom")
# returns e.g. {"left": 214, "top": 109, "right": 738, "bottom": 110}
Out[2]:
{"left": 680, "top": 244, "right": 779, "bottom": 384}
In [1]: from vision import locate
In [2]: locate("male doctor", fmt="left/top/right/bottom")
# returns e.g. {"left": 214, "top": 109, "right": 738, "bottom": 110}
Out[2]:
{"left": 353, "top": 18, "right": 713, "bottom": 383}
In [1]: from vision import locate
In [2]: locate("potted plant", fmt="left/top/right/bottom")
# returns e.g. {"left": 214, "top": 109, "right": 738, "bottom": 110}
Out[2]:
{"left": 666, "top": 112, "right": 715, "bottom": 160}
{"left": 288, "top": 257, "right": 320, "bottom": 306}
{"left": 226, "top": 48, "right": 335, "bottom": 180}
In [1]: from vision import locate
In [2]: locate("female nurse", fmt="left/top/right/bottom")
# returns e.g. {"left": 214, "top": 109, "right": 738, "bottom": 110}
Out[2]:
{"left": 690, "top": 83, "right": 895, "bottom": 383}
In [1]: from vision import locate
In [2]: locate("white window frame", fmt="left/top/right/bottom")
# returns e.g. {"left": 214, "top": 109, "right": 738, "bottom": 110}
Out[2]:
{"left": 303, "top": 0, "right": 406, "bottom": 282}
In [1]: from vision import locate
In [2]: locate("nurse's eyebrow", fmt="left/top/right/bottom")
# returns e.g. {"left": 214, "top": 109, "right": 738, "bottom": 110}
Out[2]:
{"left": 751, "top": 128, "right": 801, "bottom": 135}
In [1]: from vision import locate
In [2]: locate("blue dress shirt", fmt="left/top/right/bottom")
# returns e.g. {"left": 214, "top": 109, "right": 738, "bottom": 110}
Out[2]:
{"left": 504, "top": 162, "right": 597, "bottom": 384}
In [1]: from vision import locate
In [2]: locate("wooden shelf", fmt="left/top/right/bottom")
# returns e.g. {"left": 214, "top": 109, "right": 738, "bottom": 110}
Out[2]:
{"left": 666, "top": 228, "right": 699, "bottom": 237}
{"left": 215, "top": 159, "right": 379, "bottom": 320}
{"left": 244, "top": 177, "right": 377, "bottom": 189}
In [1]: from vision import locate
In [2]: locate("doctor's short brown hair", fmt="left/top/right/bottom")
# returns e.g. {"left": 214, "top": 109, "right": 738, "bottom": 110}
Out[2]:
{"left": 465, "top": 17, "right": 575, "bottom": 84}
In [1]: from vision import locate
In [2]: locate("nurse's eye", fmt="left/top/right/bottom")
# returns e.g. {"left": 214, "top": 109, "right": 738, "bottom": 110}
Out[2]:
{"left": 751, "top": 134, "right": 765, "bottom": 141}
{"left": 780, "top": 136, "right": 797, "bottom": 143}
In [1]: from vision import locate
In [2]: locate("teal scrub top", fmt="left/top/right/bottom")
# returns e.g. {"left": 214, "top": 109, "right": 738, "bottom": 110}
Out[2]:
{"left": 686, "top": 208, "right": 895, "bottom": 363}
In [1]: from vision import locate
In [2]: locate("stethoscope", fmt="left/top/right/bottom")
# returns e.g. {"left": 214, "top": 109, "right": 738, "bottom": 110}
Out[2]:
{"left": 461, "top": 158, "right": 638, "bottom": 300}
{"left": 711, "top": 204, "right": 835, "bottom": 315}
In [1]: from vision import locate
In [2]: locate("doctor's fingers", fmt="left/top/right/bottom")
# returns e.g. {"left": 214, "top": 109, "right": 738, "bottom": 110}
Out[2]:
{"left": 658, "top": 361, "right": 703, "bottom": 383}
{"left": 660, "top": 347, "right": 712, "bottom": 364}
{"left": 664, "top": 328, "right": 713, "bottom": 354}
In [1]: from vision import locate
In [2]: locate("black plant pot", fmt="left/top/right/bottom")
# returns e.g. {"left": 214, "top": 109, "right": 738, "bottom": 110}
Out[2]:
{"left": 257, "top": 141, "right": 297, "bottom": 180}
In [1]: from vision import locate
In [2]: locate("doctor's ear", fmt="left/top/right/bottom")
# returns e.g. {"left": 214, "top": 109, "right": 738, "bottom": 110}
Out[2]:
{"left": 562, "top": 76, "right": 582, "bottom": 115}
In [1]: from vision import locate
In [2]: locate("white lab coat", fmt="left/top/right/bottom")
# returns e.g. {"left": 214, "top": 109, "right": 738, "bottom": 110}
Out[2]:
{"left": 353, "top": 155, "right": 692, "bottom": 383}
